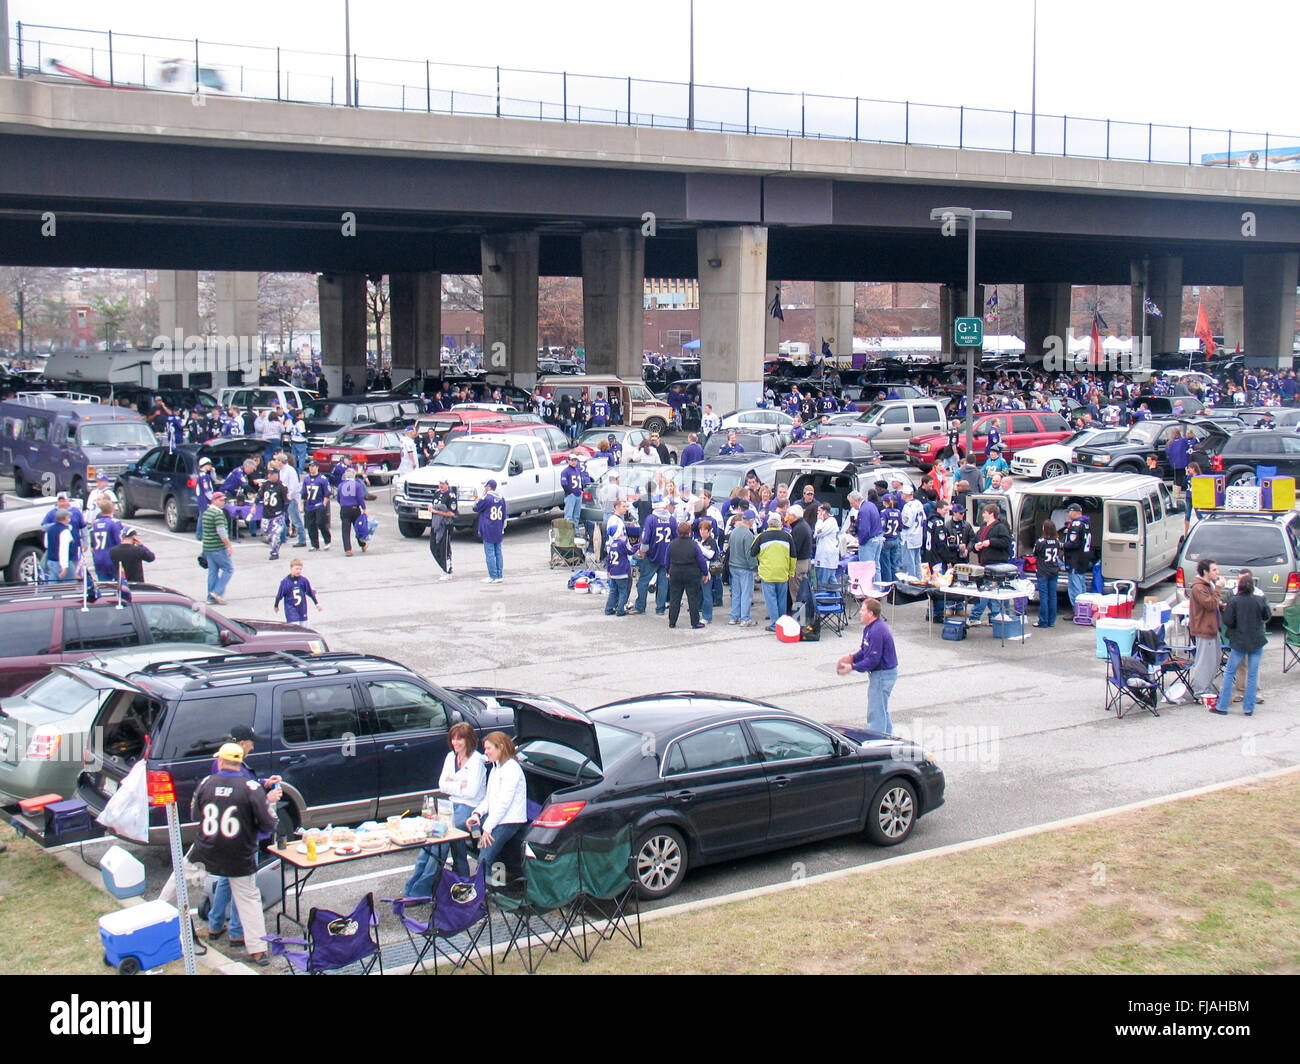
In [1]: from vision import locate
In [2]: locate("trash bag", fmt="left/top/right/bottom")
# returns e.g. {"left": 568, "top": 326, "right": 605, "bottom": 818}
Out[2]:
{"left": 428, "top": 514, "right": 452, "bottom": 574}
{"left": 96, "top": 760, "right": 150, "bottom": 844}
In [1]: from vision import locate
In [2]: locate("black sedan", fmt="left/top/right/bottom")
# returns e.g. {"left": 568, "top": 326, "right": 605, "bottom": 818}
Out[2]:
{"left": 514, "top": 693, "right": 945, "bottom": 900}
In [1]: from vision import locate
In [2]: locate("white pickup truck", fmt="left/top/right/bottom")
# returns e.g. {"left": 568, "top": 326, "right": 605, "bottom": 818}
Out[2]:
{"left": 390, "top": 433, "right": 564, "bottom": 537}
{"left": 0, "top": 494, "right": 78, "bottom": 583}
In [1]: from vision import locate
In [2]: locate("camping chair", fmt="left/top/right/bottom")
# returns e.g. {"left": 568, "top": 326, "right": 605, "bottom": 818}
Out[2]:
{"left": 384, "top": 863, "right": 493, "bottom": 976}
{"left": 576, "top": 826, "right": 642, "bottom": 961}
{"left": 1283, "top": 603, "right": 1300, "bottom": 675}
{"left": 1133, "top": 628, "right": 1192, "bottom": 702}
{"left": 261, "top": 892, "right": 382, "bottom": 975}
{"left": 549, "top": 518, "right": 587, "bottom": 570}
{"left": 813, "top": 587, "right": 848, "bottom": 637}
{"left": 1102, "top": 638, "right": 1160, "bottom": 720}
{"left": 490, "top": 835, "right": 586, "bottom": 973}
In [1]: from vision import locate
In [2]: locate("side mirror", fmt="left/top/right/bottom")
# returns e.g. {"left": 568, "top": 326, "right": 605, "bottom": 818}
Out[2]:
{"left": 218, "top": 628, "right": 238, "bottom": 646}
{"left": 509, "top": 461, "right": 522, "bottom": 476}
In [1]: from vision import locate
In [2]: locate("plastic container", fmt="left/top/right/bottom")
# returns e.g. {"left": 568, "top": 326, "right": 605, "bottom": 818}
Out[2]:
{"left": 1095, "top": 617, "right": 1138, "bottom": 659}
{"left": 775, "top": 616, "right": 802, "bottom": 643}
{"left": 99, "top": 900, "right": 182, "bottom": 974}
{"left": 1073, "top": 601, "right": 1096, "bottom": 626}
{"left": 991, "top": 616, "right": 1025, "bottom": 639}
{"left": 99, "top": 845, "right": 146, "bottom": 900}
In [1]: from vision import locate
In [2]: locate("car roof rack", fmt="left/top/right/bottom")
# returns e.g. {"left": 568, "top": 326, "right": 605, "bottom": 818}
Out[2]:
{"left": 138, "top": 650, "right": 401, "bottom": 689}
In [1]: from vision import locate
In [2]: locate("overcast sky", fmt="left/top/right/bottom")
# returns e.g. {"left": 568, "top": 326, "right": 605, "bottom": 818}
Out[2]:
{"left": 13, "top": 0, "right": 1300, "bottom": 140}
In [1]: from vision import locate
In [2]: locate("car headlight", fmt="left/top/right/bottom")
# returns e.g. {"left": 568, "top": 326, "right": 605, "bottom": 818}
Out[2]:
{"left": 1094, "top": 453, "right": 1111, "bottom": 463}
{"left": 307, "top": 640, "right": 325, "bottom": 654}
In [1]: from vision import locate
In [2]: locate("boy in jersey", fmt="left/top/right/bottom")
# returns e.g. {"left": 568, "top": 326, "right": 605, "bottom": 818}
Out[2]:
{"left": 301, "top": 460, "right": 334, "bottom": 550}
{"left": 474, "top": 479, "right": 507, "bottom": 583}
{"left": 89, "top": 497, "right": 123, "bottom": 581}
{"left": 273, "top": 558, "right": 322, "bottom": 625}
{"left": 628, "top": 498, "right": 676, "bottom": 615}
{"left": 604, "top": 499, "right": 638, "bottom": 616}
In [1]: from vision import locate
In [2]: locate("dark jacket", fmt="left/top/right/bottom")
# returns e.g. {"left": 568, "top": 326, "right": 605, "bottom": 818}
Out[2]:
{"left": 1223, "top": 590, "right": 1269, "bottom": 653}
{"left": 108, "top": 542, "right": 155, "bottom": 583}
{"left": 788, "top": 520, "right": 814, "bottom": 562}
{"left": 667, "top": 535, "right": 708, "bottom": 580}
{"left": 974, "top": 518, "right": 1012, "bottom": 565}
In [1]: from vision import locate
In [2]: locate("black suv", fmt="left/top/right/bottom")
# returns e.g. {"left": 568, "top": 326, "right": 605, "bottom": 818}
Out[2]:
{"left": 76, "top": 651, "right": 556, "bottom": 845}
{"left": 302, "top": 396, "right": 425, "bottom": 447}
{"left": 1217, "top": 430, "right": 1300, "bottom": 485}
{"left": 116, "top": 439, "right": 267, "bottom": 531}
{"left": 1073, "top": 417, "right": 1232, "bottom": 478}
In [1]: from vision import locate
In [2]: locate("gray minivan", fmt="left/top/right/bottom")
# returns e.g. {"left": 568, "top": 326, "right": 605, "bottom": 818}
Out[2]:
{"left": 0, "top": 394, "right": 156, "bottom": 499}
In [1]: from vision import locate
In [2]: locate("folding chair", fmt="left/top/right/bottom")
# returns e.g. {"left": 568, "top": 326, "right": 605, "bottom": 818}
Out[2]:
{"left": 490, "top": 836, "right": 586, "bottom": 973}
{"left": 385, "top": 863, "right": 493, "bottom": 976}
{"left": 813, "top": 588, "right": 847, "bottom": 637}
{"left": 261, "top": 892, "right": 382, "bottom": 975}
{"left": 1102, "top": 638, "right": 1160, "bottom": 719}
{"left": 549, "top": 518, "right": 587, "bottom": 570}
{"left": 1133, "top": 628, "right": 1192, "bottom": 702}
{"left": 576, "top": 826, "right": 642, "bottom": 961}
{"left": 1282, "top": 603, "right": 1300, "bottom": 675}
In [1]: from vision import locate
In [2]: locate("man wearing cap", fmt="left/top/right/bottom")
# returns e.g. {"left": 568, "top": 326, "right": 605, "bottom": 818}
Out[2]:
{"left": 1062, "top": 503, "right": 1095, "bottom": 607}
{"left": 474, "top": 479, "right": 507, "bottom": 583}
{"left": 85, "top": 476, "right": 117, "bottom": 518}
{"left": 786, "top": 505, "right": 814, "bottom": 607}
{"left": 727, "top": 508, "right": 758, "bottom": 626}
{"left": 982, "top": 445, "right": 1009, "bottom": 491}
{"left": 604, "top": 498, "right": 638, "bottom": 615}
{"left": 109, "top": 526, "right": 155, "bottom": 583}
{"left": 629, "top": 498, "right": 676, "bottom": 615}
{"left": 604, "top": 432, "right": 622, "bottom": 466}
{"left": 42, "top": 491, "right": 87, "bottom": 540}
{"left": 427, "top": 476, "right": 458, "bottom": 581}
{"left": 187, "top": 742, "right": 278, "bottom": 967}
{"left": 42, "top": 509, "right": 78, "bottom": 582}
{"left": 560, "top": 454, "right": 587, "bottom": 527}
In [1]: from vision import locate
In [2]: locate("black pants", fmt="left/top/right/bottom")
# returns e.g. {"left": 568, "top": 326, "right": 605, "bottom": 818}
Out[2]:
{"left": 305, "top": 507, "right": 332, "bottom": 548}
{"left": 339, "top": 505, "right": 361, "bottom": 551}
{"left": 667, "top": 574, "right": 703, "bottom": 627}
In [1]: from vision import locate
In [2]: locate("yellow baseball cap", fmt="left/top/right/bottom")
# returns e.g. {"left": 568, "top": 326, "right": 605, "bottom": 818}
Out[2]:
{"left": 217, "top": 743, "right": 245, "bottom": 764}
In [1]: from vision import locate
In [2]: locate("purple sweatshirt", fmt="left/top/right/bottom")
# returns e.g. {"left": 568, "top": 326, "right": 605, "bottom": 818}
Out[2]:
{"left": 851, "top": 619, "right": 898, "bottom": 672}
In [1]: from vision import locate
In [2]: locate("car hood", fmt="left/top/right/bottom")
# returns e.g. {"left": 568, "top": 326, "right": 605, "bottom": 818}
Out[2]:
{"left": 455, "top": 690, "right": 600, "bottom": 768}
{"left": 1012, "top": 443, "right": 1067, "bottom": 460}
{"left": 235, "top": 618, "right": 325, "bottom": 640}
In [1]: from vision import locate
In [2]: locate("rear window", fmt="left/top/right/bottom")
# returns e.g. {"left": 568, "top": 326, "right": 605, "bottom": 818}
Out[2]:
{"left": 20, "top": 671, "right": 102, "bottom": 716}
{"left": 157, "top": 695, "right": 256, "bottom": 760}
{"left": 518, "top": 722, "right": 640, "bottom": 781}
{"left": 0, "top": 610, "right": 55, "bottom": 657}
{"left": 1185, "top": 523, "right": 1289, "bottom": 567}
{"left": 62, "top": 607, "right": 140, "bottom": 653}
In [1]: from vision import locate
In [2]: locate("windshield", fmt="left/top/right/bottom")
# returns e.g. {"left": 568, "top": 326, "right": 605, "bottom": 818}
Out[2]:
{"left": 79, "top": 422, "right": 155, "bottom": 449}
{"left": 20, "top": 671, "right": 102, "bottom": 716}
{"left": 1185, "top": 523, "right": 1288, "bottom": 567}
{"left": 304, "top": 401, "right": 355, "bottom": 422}
{"left": 1125, "top": 423, "right": 1162, "bottom": 446}
{"left": 578, "top": 428, "right": 621, "bottom": 447}
{"left": 337, "top": 431, "right": 384, "bottom": 446}
{"left": 432, "top": 440, "right": 509, "bottom": 470}
{"left": 860, "top": 403, "right": 887, "bottom": 422}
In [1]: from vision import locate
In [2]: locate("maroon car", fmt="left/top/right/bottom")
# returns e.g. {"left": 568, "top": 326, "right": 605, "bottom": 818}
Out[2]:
{"left": 0, "top": 582, "right": 328, "bottom": 697}
{"left": 312, "top": 429, "right": 407, "bottom": 480}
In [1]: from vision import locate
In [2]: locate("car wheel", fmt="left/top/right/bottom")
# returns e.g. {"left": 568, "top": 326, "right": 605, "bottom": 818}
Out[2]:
{"left": 643, "top": 417, "right": 667, "bottom": 436}
{"left": 1115, "top": 462, "right": 1144, "bottom": 475}
{"left": 116, "top": 486, "right": 136, "bottom": 518}
{"left": 397, "top": 519, "right": 426, "bottom": 539}
{"left": 69, "top": 477, "right": 84, "bottom": 500}
{"left": 1043, "top": 460, "right": 1068, "bottom": 478}
{"left": 1226, "top": 468, "right": 1254, "bottom": 487}
{"left": 163, "top": 495, "right": 184, "bottom": 533}
{"left": 12, "top": 469, "right": 34, "bottom": 498}
{"left": 866, "top": 777, "right": 918, "bottom": 846}
{"left": 7, "top": 544, "right": 43, "bottom": 584}
{"left": 634, "top": 826, "right": 688, "bottom": 900}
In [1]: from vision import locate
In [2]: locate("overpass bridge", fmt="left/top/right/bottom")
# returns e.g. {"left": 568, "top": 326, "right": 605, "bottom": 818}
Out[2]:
{"left": 2, "top": 75, "right": 1297, "bottom": 405}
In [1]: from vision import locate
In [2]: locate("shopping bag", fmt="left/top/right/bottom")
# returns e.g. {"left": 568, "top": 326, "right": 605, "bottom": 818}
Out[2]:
{"left": 95, "top": 760, "right": 150, "bottom": 844}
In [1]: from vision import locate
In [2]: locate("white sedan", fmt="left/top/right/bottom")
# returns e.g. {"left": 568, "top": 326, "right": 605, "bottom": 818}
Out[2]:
{"left": 719, "top": 409, "right": 796, "bottom": 435}
{"left": 1009, "top": 426, "right": 1128, "bottom": 479}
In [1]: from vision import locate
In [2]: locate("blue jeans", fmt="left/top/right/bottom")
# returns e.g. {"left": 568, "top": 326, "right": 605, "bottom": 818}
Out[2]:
{"left": 483, "top": 540, "right": 503, "bottom": 580}
{"left": 291, "top": 442, "right": 307, "bottom": 470}
{"left": 605, "top": 576, "right": 629, "bottom": 614}
{"left": 707, "top": 570, "right": 724, "bottom": 607}
{"left": 730, "top": 569, "right": 755, "bottom": 621}
{"left": 433, "top": 804, "right": 476, "bottom": 876}
{"left": 45, "top": 559, "right": 70, "bottom": 582}
{"left": 1068, "top": 568, "right": 1088, "bottom": 606}
{"left": 901, "top": 544, "right": 922, "bottom": 579}
{"left": 761, "top": 580, "right": 788, "bottom": 626}
{"left": 1036, "top": 573, "right": 1058, "bottom": 626}
{"left": 866, "top": 666, "right": 898, "bottom": 734}
{"left": 476, "top": 821, "right": 524, "bottom": 884}
{"left": 1221, "top": 647, "right": 1262, "bottom": 714}
{"left": 701, "top": 573, "right": 720, "bottom": 623}
{"left": 635, "top": 561, "right": 668, "bottom": 613}
{"left": 286, "top": 499, "right": 306, "bottom": 545}
{"left": 205, "top": 548, "right": 234, "bottom": 598}
{"left": 857, "top": 535, "right": 883, "bottom": 569}
{"left": 208, "top": 877, "right": 244, "bottom": 939}
{"left": 879, "top": 540, "right": 901, "bottom": 583}
{"left": 563, "top": 493, "right": 582, "bottom": 526}
{"left": 967, "top": 595, "right": 1001, "bottom": 623}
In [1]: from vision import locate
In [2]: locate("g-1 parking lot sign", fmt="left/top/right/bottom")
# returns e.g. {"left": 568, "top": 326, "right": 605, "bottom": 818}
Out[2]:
{"left": 954, "top": 317, "right": 984, "bottom": 347}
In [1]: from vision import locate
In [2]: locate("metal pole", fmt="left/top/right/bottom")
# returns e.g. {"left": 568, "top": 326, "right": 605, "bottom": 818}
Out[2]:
{"left": 344, "top": 0, "right": 352, "bottom": 107}
{"left": 965, "top": 217, "right": 977, "bottom": 458}
{"left": 194, "top": 39, "right": 199, "bottom": 94}
{"left": 688, "top": 0, "right": 694, "bottom": 131}
{"left": 854, "top": 96, "right": 858, "bottom": 141}
{"left": 1062, "top": 115, "right": 1067, "bottom": 156}
{"left": 905, "top": 101, "right": 909, "bottom": 144}
{"left": 0, "top": 1, "right": 10, "bottom": 76}
{"left": 627, "top": 76, "right": 632, "bottom": 125}
{"left": 1265, "top": 131, "right": 1269, "bottom": 170}
{"left": 277, "top": 47, "right": 281, "bottom": 101}
{"left": 747, "top": 88, "right": 751, "bottom": 134}
{"left": 1031, "top": 0, "right": 1037, "bottom": 154}
{"left": 497, "top": 65, "right": 501, "bottom": 117}
{"left": 166, "top": 802, "right": 198, "bottom": 975}
{"left": 427, "top": 61, "right": 431, "bottom": 113}
{"left": 801, "top": 93, "right": 805, "bottom": 138}
{"left": 14, "top": 19, "right": 20, "bottom": 78}
{"left": 959, "top": 105, "right": 964, "bottom": 150}
{"left": 1188, "top": 125, "right": 1192, "bottom": 166}
{"left": 17, "top": 289, "right": 23, "bottom": 359}
{"left": 563, "top": 72, "right": 567, "bottom": 121}
{"left": 107, "top": 30, "right": 113, "bottom": 87}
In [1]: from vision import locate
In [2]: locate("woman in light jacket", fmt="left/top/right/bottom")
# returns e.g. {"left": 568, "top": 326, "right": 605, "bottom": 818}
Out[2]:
{"left": 813, "top": 503, "right": 841, "bottom": 588}
{"left": 468, "top": 731, "right": 529, "bottom": 880}
{"left": 402, "top": 722, "right": 487, "bottom": 895}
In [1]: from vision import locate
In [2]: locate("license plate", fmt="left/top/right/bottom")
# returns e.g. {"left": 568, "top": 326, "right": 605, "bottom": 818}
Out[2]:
{"left": 103, "top": 777, "right": 118, "bottom": 797}
{"left": 418, "top": 508, "right": 432, "bottom": 519}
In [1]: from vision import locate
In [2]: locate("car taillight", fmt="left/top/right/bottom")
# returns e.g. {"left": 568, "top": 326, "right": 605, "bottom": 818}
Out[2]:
{"left": 1211, "top": 455, "right": 1223, "bottom": 472}
{"left": 1288, "top": 572, "right": 1299, "bottom": 593}
{"left": 582, "top": 490, "right": 593, "bottom": 501}
{"left": 186, "top": 477, "right": 196, "bottom": 489}
{"left": 531, "top": 800, "right": 587, "bottom": 828}
{"left": 1175, "top": 567, "right": 1184, "bottom": 589}
{"left": 26, "top": 727, "right": 62, "bottom": 761}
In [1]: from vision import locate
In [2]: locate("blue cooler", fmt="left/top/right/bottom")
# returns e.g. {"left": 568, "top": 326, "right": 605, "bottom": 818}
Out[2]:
{"left": 99, "top": 900, "right": 183, "bottom": 974}
{"left": 991, "top": 616, "right": 1025, "bottom": 639}
{"left": 1095, "top": 618, "right": 1138, "bottom": 659}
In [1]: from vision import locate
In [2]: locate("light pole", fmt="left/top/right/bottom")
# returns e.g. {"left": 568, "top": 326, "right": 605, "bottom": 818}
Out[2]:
{"left": 1030, "top": 0, "right": 1037, "bottom": 153}
{"left": 344, "top": 0, "right": 353, "bottom": 107}
{"left": 929, "top": 206, "right": 1013, "bottom": 456}
{"left": 687, "top": 0, "right": 695, "bottom": 131}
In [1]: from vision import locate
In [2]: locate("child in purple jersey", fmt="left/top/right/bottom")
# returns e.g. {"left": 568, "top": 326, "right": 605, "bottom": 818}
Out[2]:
{"left": 273, "top": 558, "right": 322, "bottom": 625}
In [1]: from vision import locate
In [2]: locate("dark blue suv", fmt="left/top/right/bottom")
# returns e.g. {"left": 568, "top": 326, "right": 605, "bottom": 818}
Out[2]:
{"left": 115, "top": 439, "right": 266, "bottom": 531}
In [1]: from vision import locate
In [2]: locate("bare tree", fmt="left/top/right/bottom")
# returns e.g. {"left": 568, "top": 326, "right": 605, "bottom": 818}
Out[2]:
{"left": 442, "top": 274, "right": 483, "bottom": 313}
{"left": 366, "top": 274, "right": 389, "bottom": 364}
{"left": 259, "top": 273, "right": 318, "bottom": 356}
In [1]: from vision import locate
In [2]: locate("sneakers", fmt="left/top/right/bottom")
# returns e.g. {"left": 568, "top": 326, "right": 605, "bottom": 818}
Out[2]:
{"left": 322, "top": 543, "right": 332, "bottom": 550}
{"left": 739, "top": 620, "right": 758, "bottom": 627}
{"left": 1208, "top": 706, "right": 1228, "bottom": 715}
{"left": 360, "top": 541, "right": 368, "bottom": 553}
{"left": 438, "top": 573, "right": 453, "bottom": 582}
{"left": 625, "top": 608, "right": 643, "bottom": 615}
{"left": 206, "top": 594, "right": 225, "bottom": 605}
{"left": 481, "top": 577, "right": 495, "bottom": 584}
{"left": 692, "top": 623, "right": 707, "bottom": 629}
{"left": 345, "top": 550, "right": 353, "bottom": 556}
{"left": 728, "top": 618, "right": 740, "bottom": 626}
{"left": 965, "top": 617, "right": 984, "bottom": 627}
{"left": 248, "top": 952, "right": 271, "bottom": 968}
{"left": 310, "top": 546, "right": 320, "bottom": 552}
{"left": 207, "top": 926, "right": 225, "bottom": 941}
{"left": 493, "top": 577, "right": 504, "bottom": 583}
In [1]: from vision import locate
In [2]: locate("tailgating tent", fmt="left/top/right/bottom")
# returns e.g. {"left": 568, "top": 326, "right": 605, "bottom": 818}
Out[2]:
{"left": 681, "top": 339, "right": 701, "bottom": 350}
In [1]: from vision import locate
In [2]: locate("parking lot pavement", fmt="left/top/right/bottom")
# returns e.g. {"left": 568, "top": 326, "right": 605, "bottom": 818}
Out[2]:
{"left": 11, "top": 474, "right": 1299, "bottom": 921}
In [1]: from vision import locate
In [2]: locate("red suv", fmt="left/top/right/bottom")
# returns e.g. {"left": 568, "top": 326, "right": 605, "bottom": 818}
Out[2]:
{"left": 0, "top": 583, "right": 327, "bottom": 696}
{"left": 906, "top": 411, "right": 1071, "bottom": 470}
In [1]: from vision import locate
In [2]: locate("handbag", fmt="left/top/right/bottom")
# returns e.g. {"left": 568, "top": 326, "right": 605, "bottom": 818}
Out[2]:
{"left": 197, "top": 553, "right": 209, "bottom": 569}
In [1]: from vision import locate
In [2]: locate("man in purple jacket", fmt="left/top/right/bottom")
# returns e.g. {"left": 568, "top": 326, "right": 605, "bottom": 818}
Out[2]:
{"left": 836, "top": 598, "right": 898, "bottom": 734}
{"left": 474, "top": 479, "right": 507, "bottom": 583}
{"left": 628, "top": 499, "right": 676, "bottom": 615}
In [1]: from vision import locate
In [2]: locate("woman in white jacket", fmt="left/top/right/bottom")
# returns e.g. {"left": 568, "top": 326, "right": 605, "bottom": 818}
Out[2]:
{"left": 813, "top": 503, "right": 841, "bottom": 588}
{"left": 402, "top": 722, "right": 487, "bottom": 895}
{"left": 468, "top": 731, "right": 529, "bottom": 880}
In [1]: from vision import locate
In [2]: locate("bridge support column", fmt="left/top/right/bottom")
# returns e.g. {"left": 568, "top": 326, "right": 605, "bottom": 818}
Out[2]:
{"left": 581, "top": 229, "right": 644, "bottom": 380}
{"left": 1243, "top": 252, "right": 1299, "bottom": 368}
{"left": 390, "top": 271, "right": 442, "bottom": 380}
{"left": 1130, "top": 257, "right": 1182, "bottom": 355}
{"left": 765, "top": 281, "right": 783, "bottom": 359}
{"left": 318, "top": 273, "right": 367, "bottom": 395}
{"left": 939, "top": 285, "right": 966, "bottom": 362}
{"left": 213, "top": 272, "right": 259, "bottom": 340}
{"left": 813, "top": 282, "right": 854, "bottom": 369}
{"left": 482, "top": 233, "right": 540, "bottom": 390}
{"left": 1222, "top": 286, "right": 1244, "bottom": 353}
{"left": 697, "top": 226, "right": 768, "bottom": 414}
{"left": 1025, "top": 283, "right": 1071, "bottom": 366}
{"left": 157, "top": 270, "right": 200, "bottom": 341}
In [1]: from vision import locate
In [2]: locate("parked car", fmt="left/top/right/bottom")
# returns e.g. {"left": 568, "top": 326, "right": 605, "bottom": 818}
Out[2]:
{"left": 1216, "top": 430, "right": 1300, "bottom": 485}
{"left": 216, "top": 384, "right": 317, "bottom": 419}
{"left": 311, "top": 429, "right": 407, "bottom": 481}
{"left": 0, "top": 644, "right": 235, "bottom": 804}
{"left": 115, "top": 438, "right": 266, "bottom": 531}
{"left": 514, "top": 693, "right": 945, "bottom": 899}
{"left": 1072, "top": 418, "right": 1233, "bottom": 478}
{"left": 458, "top": 421, "right": 575, "bottom": 465}
{"left": 302, "top": 396, "right": 424, "bottom": 448}
{"left": 847, "top": 399, "right": 948, "bottom": 461}
{"left": 573, "top": 426, "right": 650, "bottom": 460}
{"left": 1176, "top": 511, "right": 1300, "bottom": 618}
{"left": 701, "top": 431, "right": 786, "bottom": 460}
{"left": 906, "top": 410, "right": 1073, "bottom": 470}
{"left": 0, "top": 582, "right": 327, "bottom": 697}
{"left": 76, "top": 652, "right": 538, "bottom": 845}
{"left": 536, "top": 375, "right": 674, "bottom": 436}
{"left": 718, "top": 409, "right": 796, "bottom": 436}
{"left": 1008, "top": 426, "right": 1129, "bottom": 479}
{"left": 0, "top": 494, "right": 82, "bottom": 585}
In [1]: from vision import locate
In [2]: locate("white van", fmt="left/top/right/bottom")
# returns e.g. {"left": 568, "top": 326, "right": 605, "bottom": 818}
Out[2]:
{"left": 968, "top": 472, "right": 1183, "bottom": 590}
{"left": 217, "top": 384, "right": 317, "bottom": 417}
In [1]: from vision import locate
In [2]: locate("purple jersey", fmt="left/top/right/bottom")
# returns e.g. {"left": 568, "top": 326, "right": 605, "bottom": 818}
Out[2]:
{"left": 474, "top": 491, "right": 507, "bottom": 542}
{"left": 640, "top": 512, "right": 677, "bottom": 567}
{"left": 89, "top": 515, "right": 122, "bottom": 577}
{"left": 274, "top": 574, "right": 317, "bottom": 623}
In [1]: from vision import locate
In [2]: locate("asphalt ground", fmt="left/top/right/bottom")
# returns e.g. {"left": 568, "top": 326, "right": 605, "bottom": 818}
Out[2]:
{"left": 7, "top": 458, "right": 1299, "bottom": 963}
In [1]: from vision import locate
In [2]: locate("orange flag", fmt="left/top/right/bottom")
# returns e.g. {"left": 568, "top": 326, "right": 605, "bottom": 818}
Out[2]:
{"left": 1196, "top": 303, "right": 1217, "bottom": 357}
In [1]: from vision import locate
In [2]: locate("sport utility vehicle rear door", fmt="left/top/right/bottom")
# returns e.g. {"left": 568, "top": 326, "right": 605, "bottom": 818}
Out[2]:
{"left": 275, "top": 681, "right": 377, "bottom": 825}
{"left": 155, "top": 693, "right": 261, "bottom": 825}
{"left": 361, "top": 679, "right": 452, "bottom": 815}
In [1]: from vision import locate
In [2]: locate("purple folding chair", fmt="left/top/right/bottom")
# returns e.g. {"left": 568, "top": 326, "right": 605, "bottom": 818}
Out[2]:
{"left": 262, "top": 892, "right": 382, "bottom": 975}
{"left": 385, "top": 864, "right": 492, "bottom": 975}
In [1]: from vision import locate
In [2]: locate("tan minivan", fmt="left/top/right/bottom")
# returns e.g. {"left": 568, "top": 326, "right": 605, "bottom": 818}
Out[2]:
{"left": 536, "top": 375, "right": 674, "bottom": 435}
{"left": 852, "top": 398, "right": 948, "bottom": 460}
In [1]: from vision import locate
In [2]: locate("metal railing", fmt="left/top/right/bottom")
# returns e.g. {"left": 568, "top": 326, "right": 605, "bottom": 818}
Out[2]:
{"left": 9, "top": 21, "right": 1299, "bottom": 171}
